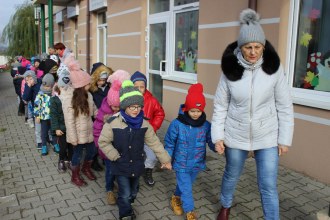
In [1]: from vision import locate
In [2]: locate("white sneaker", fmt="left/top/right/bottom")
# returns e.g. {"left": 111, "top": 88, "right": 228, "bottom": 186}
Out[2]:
{"left": 27, "top": 118, "right": 34, "bottom": 128}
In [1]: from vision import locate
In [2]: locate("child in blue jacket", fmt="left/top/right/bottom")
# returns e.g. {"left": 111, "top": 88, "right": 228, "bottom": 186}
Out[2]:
{"left": 164, "top": 83, "right": 215, "bottom": 220}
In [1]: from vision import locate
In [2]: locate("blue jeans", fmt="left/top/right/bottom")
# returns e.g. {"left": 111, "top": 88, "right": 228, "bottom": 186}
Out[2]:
{"left": 144, "top": 144, "right": 157, "bottom": 168}
{"left": 116, "top": 175, "right": 139, "bottom": 218}
{"left": 104, "top": 159, "right": 116, "bottom": 192}
{"left": 174, "top": 171, "right": 199, "bottom": 213}
{"left": 220, "top": 146, "right": 279, "bottom": 220}
{"left": 71, "top": 142, "right": 96, "bottom": 166}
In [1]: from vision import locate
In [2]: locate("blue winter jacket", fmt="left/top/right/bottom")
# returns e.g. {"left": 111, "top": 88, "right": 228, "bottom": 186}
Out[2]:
{"left": 22, "top": 78, "right": 42, "bottom": 107}
{"left": 164, "top": 105, "right": 215, "bottom": 173}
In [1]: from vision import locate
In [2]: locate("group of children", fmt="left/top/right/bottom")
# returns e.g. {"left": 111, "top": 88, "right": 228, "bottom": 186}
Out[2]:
{"left": 10, "top": 43, "right": 216, "bottom": 220}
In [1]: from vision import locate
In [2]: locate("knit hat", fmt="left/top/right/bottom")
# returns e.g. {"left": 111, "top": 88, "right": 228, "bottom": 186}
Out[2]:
{"left": 23, "top": 70, "right": 37, "bottom": 83}
{"left": 119, "top": 80, "right": 144, "bottom": 110}
{"left": 107, "top": 80, "right": 122, "bottom": 107}
{"left": 107, "top": 69, "right": 131, "bottom": 83}
{"left": 50, "top": 55, "right": 59, "bottom": 64}
{"left": 130, "top": 71, "right": 147, "bottom": 86}
{"left": 68, "top": 60, "right": 91, "bottom": 88}
{"left": 41, "top": 73, "right": 55, "bottom": 88}
{"left": 183, "top": 83, "right": 206, "bottom": 112}
{"left": 100, "top": 72, "right": 109, "bottom": 80}
{"left": 57, "top": 66, "right": 71, "bottom": 88}
{"left": 91, "top": 62, "right": 104, "bottom": 75}
{"left": 237, "top": 9, "right": 266, "bottom": 48}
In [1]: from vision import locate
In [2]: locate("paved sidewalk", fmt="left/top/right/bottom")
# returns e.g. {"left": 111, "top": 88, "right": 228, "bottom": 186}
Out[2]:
{"left": 0, "top": 72, "right": 329, "bottom": 220}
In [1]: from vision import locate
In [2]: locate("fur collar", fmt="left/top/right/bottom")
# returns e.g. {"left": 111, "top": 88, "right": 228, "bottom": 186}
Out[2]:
{"left": 221, "top": 40, "right": 280, "bottom": 81}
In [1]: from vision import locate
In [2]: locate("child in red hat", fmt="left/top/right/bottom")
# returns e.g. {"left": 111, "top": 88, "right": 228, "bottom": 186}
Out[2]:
{"left": 164, "top": 83, "right": 216, "bottom": 220}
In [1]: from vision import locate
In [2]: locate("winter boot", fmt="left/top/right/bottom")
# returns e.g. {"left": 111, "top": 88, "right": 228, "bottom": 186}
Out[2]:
{"left": 41, "top": 145, "right": 48, "bottom": 156}
{"left": 53, "top": 143, "right": 60, "bottom": 153}
{"left": 37, "top": 143, "right": 42, "bottom": 150}
{"left": 216, "top": 207, "right": 231, "bottom": 220}
{"left": 186, "top": 211, "right": 198, "bottom": 220}
{"left": 58, "top": 160, "right": 67, "bottom": 172}
{"left": 82, "top": 160, "right": 97, "bottom": 180}
{"left": 106, "top": 191, "right": 117, "bottom": 205}
{"left": 91, "top": 155, "right": 103, "bottom": 171}
{"left": 65, "top": 161, "right": 72, "bottom": 171}
{"left": 171, "top": 195, "right": 183, "bottom": 215}
{"left": 144, "top": 168, "right": 155, "bottom": 186}
{"left": 71, "top": 165, "right": 87, "bottom": 187}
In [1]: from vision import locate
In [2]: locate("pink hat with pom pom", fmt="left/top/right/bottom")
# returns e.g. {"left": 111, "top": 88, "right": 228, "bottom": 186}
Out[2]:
{"left": 107, "top": 69, "right": 131, "bottom": 84}
{"left": 68, "top": 60, "right": 91, "bottom": 88}
{"left": 107, "top": 80, "right": 122, "bottom": 106}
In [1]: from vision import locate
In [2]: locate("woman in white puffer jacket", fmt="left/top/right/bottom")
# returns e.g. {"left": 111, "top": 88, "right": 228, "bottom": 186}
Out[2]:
{"left": 212, "top": 9, "right": 294, "bottom": 220}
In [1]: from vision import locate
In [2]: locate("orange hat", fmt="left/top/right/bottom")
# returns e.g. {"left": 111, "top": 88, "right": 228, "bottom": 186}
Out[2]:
{"left": 183, "top": 83, "right": 206, "bottom": 112}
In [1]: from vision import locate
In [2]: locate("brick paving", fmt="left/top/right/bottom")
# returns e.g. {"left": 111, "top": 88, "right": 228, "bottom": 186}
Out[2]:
{"left": 0, "top": 72, "right": 329, "bottom": 220}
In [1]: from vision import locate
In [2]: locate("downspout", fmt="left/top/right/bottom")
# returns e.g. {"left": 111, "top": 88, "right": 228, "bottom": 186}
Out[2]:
{"left": 48, "top": 0, "right": 54, "bottom": 47}
{"left": 86, "top": 0, "right": 91, "bottom": 73}
{"left": 40, "top": 4, "right": 46, "bottom": 53}
{"left": 249, "top": 0, "right": 257, "bottom": 11}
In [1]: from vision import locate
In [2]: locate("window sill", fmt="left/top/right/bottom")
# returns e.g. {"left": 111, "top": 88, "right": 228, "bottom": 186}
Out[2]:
{"left": 161, "top": 75, "right": 197, "bottom": 84}
{"left": 291, "top": 88, "right": 330, "bottom": 110}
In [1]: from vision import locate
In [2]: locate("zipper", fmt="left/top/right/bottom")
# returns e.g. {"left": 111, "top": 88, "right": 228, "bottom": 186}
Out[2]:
{"left": 249, "top": 69, "right": 254, "bottom": 151}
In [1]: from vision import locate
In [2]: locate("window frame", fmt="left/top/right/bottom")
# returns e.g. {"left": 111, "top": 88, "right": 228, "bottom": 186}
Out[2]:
{"left": 287, "top": 0, "right": 330, "bottom": 110}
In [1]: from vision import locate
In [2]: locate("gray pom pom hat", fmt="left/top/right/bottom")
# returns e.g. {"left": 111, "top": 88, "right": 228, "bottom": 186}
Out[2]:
{"left": 237, "top": 9, "right": 266, "bottom": 48}
{"left": 119, "top": 80, "right": 144, "bottom": 110}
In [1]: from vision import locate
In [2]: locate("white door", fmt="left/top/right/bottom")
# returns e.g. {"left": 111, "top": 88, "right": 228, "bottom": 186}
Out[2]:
{"left": 147, "top": 17, "right": 169, "bottom": 104}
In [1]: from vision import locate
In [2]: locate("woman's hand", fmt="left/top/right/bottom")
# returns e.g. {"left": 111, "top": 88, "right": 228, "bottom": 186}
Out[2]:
{"left": 215, "top": 140, "right": 225, "bottom": 154}
{"left": 278, "top": 145, "right": 289, "bottom": 156}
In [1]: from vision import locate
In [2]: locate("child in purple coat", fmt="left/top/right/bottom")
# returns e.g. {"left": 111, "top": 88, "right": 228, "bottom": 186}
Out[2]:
{"left": 93, "top": 80, "right": 122, "bottom": 205}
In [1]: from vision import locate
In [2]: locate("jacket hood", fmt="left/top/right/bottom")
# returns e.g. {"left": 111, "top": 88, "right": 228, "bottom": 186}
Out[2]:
{"left": 221, "top": 40, "right": 280, "bottom": 81}
{"left": 178, "top": 104, "right": 185, "bottom": 115}
{"left": 100, "top": 97, "right": 114, "bottom": 115}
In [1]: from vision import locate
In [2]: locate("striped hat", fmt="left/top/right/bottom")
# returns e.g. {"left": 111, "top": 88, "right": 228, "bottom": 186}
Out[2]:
{"left": 119, "top": 80, "right": 144, "bottom": 110}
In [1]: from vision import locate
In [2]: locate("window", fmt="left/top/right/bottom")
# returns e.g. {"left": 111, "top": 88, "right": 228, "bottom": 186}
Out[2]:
{"left": 149, "top": 0, "right": 169, "bottom": 14}
{"left": 289, "top": 0, "right": 330, "bottom": 109}
{"left": 174, "top": 0, "right": 198, "bottom": 6}
{"left": 97, "top": 12, "right": 107, "bottom": 65}
{"left": 174, "top": 10, "right": 198, "bottom": 74}
{"left": 148, "top": 0, "right": 199, "bottom": 83}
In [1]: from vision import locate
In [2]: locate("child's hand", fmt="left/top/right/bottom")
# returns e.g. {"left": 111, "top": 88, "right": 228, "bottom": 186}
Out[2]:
{"left": 215, "top": 140, "right": 225, "bottom": 154}
{"left": 56, "top": 130, "right": 64, "bottom": 136}
{"left": 35, "top": 117, "right": 40, "bottom": 124}
{"left": 161, "top": 162, "right": 172, "bottom": 170}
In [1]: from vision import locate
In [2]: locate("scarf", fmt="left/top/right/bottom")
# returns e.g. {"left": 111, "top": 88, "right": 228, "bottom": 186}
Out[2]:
{"left": 177, "top": 111, "right": 206, "bottom": 127}
{"left": 234, "top": 47, "right": 263, "bottom": 71}
{"left": 120, "top": 109, "right": 144, "bottom": 129}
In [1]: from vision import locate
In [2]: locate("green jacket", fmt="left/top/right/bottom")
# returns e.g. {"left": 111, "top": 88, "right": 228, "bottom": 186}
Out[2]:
{"left": 50, "top": 95, "right": 66, "bottom": 135}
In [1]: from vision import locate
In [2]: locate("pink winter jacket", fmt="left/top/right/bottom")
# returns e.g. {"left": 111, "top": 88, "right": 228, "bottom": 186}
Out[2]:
{"left": 93, "top": 98, "right": 115, "bottom": 159}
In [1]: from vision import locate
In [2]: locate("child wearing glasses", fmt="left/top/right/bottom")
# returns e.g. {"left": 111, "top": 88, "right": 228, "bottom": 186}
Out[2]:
{"left": 98, "top": 80, "right": 172, "bottom": 220}
{"left": 164, "top": 83, "right": 215, "bottom": 220}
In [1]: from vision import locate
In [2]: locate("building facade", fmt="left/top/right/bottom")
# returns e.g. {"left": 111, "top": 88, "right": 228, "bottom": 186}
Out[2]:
{"left": 34, "top": 0, "right": 330, "bottom": 184}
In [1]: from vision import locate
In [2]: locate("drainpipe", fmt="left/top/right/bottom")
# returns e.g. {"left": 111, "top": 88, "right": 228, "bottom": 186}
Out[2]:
{"left": 40, "top": 4, "right": 46, "bottom": 53}
{"left": 249, "top": 0, "right": 257, "bottom": 11}
{"left": 48, "top": 0, "right": 54, "bottom": 47}
{"left": 86, "top": 0, "right": 91, "bottom": 73}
